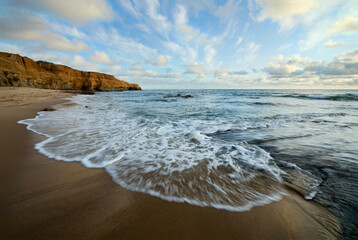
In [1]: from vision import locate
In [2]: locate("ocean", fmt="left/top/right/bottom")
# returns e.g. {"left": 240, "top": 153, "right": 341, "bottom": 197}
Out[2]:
{"left": 19, "top": 89, "right": 358, "bottom": 239}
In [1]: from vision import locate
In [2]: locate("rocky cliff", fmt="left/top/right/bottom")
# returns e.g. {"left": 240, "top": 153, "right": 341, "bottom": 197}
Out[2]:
{"left": 0, "top": 52, "right": 141, "bottom": 91}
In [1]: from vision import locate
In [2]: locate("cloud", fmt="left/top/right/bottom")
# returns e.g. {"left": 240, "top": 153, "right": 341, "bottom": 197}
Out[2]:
{"left": 42, "top": 34, "right": 88, "bottom": 52}
{"left": 186, "top": 47, "right": 198, "bottom": 62}
{"left": 214, "top": 0, "right": 241, "bottom": 21}
{"left": 229, "top": 71, "right": 249, "bottom": 75}
{"left": 89, "top": 51, "right": 112, "bottom": 64}
{"left": 261, "top": 50, "right": 358, "bottom": 87}
{"left": 0, "top": 43, "right": 24, "bottom": 55}
{"left": 0, "top": 11, "right": 47, "bottom": 41}
{"left": 51, "top": 23, "right": 87, "bottom": 39}
{"left": 204, "top": 45, "right": 216, "bottom": 65}
{"left": 196, "top": 36, "right": 221, "bottom": 45}
{"left": 330, "top": 17, "right": 358, "bottom": 35}
{"left": 102, "top": 64, "right": 122, "bottom": 74}
{"left": 122, "top": 69, "right": 182, "bottom": 79}
{"left": 236, "top": 37, "right": 243, "bottom": 45}
{"left": 151, "top": 55, "right": 171, "bottom": 66}
{"left": 323, "top": 40, "right": 347, "bottom": 48}
{"left": 130, "top": 65, "right": 144, "bottom": 71}
{"left": 144, "top": 0, "right": 172, "bottom": 35}
{"left": 119, "top": 0, "right": 171, "bottom": 36}
{"left": 252, "top": 0, "right": 315, "bottom": 29}
{"left": 11, "top": 0, "right": 114, "bottom": 24}
{"left": 186, "top": 62, "right": 205, "bottom": 74}
{"left": 92, "top": 27, "right": 157, "bottom": 62}
{"left": 305, "top": 50, "right": 358, "bottom": 75}
{"left": 0, "top": 12, "right": 88, "bottom": 53}
{"left": 71, "top": 55, "right": 99, "bottom": 72}
{"left": 174, "top": 5, "right": 199, "bottom": 41}
{"left": 262, "top": 62, "right": 300, "bottom": 77}
{"left": 119, "top": 0, "right": 141, "bottom": 18}
{"left": 177, "top": 0, "right": 215, "bottom": 13}
{"left": 236, "top": 42, "right": 261, "bottom": 63}
{"left": 214, "top": 68, "right": 228, "bottom": 78}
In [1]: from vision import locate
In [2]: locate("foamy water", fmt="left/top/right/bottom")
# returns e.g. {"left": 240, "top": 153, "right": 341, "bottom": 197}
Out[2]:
{"left": 19, "top": 89, "right": 358, "bottom": 237}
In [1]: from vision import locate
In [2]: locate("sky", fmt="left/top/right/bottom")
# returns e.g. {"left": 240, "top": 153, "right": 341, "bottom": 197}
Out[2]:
{"left": 0, "top": 0, "right": 358, "bottom": 89}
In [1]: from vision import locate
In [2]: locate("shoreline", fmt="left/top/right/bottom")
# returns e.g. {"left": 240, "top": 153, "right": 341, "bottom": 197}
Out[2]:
{"left": 0, "top": 87, "right": 340, "bottom": 239}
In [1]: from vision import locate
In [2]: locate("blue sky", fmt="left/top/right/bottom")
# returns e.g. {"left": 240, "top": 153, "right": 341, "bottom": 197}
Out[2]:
{"left": 1, "top": 0, "right": 358, "bottom": 89}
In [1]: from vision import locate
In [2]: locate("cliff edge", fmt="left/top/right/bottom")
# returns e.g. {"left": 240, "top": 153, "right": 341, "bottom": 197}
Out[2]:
{"left": 0, "top": 52, "right": 141, "bottom": 91}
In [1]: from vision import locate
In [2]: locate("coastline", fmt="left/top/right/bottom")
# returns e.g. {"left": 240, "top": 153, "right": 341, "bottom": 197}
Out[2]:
{"left": 0, "top": 87, "right": 340, "bottom": 239}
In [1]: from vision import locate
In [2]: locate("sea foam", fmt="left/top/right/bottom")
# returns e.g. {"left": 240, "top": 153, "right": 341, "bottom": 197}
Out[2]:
{"left": 19, "top": 93, "right": 287, "bottom": 211}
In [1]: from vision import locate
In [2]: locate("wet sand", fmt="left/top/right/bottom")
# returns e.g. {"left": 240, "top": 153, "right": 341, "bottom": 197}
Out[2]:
{"left": 0, "top": 87, "right": 340, "bottom": 239}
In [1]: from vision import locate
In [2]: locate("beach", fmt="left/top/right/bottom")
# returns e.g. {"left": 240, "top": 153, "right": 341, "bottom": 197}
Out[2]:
{"left": 0, "top": 87, "right": 341, "bottom": 240}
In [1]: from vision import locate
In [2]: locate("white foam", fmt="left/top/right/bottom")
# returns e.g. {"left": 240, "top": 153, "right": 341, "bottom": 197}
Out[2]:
{"left": 18, "top": 93, "right": 288, "bottom": 211}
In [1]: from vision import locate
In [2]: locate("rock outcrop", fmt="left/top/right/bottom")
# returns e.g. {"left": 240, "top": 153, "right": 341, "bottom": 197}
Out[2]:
{"left": 0, "top": 52, "right": 141, "bottom": 91}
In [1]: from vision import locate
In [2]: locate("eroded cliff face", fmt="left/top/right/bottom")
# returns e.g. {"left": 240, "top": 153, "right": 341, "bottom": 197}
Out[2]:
{"left": 0, "top": 52, "right": 141, "bottom": 91}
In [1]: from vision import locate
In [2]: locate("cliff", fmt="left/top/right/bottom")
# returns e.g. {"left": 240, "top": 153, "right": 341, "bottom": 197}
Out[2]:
{"left": 0, "top": 52, "right": 141, "bottom": 91}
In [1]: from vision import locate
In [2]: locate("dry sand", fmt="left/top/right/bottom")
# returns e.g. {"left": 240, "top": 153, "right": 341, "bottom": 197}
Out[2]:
{"left": 0, "top": 87, "right": 340, "bottom": 239}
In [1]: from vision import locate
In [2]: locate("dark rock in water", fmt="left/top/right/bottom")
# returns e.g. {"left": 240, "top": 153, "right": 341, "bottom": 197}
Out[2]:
{"left": 164, "top": 93, "right": 194, "bottom": 99}
{"left": 42, "top": 108, "right": 56, "bottom": 111}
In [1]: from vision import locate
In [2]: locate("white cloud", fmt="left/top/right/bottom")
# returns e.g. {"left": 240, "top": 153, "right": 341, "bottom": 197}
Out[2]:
{"left": 89, "top": 51, "right": 112, "bottom": 64}
{"left": 197, "top": 36, "right": 221, "bottom": 45}
{"left": 102, "top": 64, "right": 122, "bottom": 74}
{"left": 323, "top": 40, "right": 347, "bottom": 48}
{"left": 165, "top": 41, "right": 184, "bottom": 53}
{"left": 175, "top": 5, "right": 199, "bottom": 41}
{"left": 0, "top": 11, "right": 47, "bottom": 41}
{"left": 44, "top": 34, "right": 88, "bottom": 52}
{"left": 119, "top": 0, "right": 141, "bottom": 18}
{"left": 178, "top": 24, "right": 199, "bottom": 41}
{"left": 151, "top": 55, "right": 171, "bottom": 66}
{"left": 261, "top": 51, "right": 358, "bottom": 87}
{"left": 263, "top": 62, "right": 300, "bottom": 76}
{"left": 186, "top": 47, "right": 198, "bottom": 62}
{"left": 174, "top": 4, "right": 188, "bottom": 25}
{"left": 12, "top": 0, "right": 114, "bottom": 24}
{"left": 92, "top": 27, "right": 157, "bottom": 62}
{"left": 177, "top": 0, "right": 215, "bottom": 13}
{"left": 330, "top": 17, "right": 358, "bottom": 35}
{"left": 270, "top": 54, "right": 285, "bottom": 63}
{"left": 204, "top": 45, "right": 216, "bottom": 65}
{"left": 214, "top": 68, "right": 228, "bottom": 78}
{"left": 144, "top": 0, "right": 172, "bottom": 35}
{"left": 236, "top": 37, "right": 243, "bottom": 45}
{"left": 145, "top": 69, "right": 160, "bottom": 77}
{"left": 214, "top": 0, "right": 241, "bottom": 21}
{"left": 186, "top": 62, "right": 205, "bottom": 74}
{"left": 71, "top": 55, "right": 99, "bottom": 72}
{"left": 51, "top": 23, "right": 87, "bottom": 39}
{"left": 130, "top": 65, "right": 144, "bottom": 71}
{"left": 0, "top": 43, "right": 25, "bottom": 55}
{"left": 236, "top": 42, "right": 261, "bottom": 63}
{"left": 122, "top": 69, "right": 182, "bottom": 79}
{"left": 0, "top": 11, "right": 88, "bottom": 53}
{"left": 253, "top": 0, "right": 316, "bottom": 29}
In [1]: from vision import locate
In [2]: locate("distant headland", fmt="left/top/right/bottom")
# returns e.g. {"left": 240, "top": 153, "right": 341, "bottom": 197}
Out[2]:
{"left": 0, "top": 52, "right": 141, "bottom": 91}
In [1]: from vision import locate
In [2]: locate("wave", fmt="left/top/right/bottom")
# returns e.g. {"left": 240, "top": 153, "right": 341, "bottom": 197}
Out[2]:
{"left": 278, "top": 93, "right": 358, "bottom": 101}
{"left": 18, "top": 94, "right": 287, "bottom": 212}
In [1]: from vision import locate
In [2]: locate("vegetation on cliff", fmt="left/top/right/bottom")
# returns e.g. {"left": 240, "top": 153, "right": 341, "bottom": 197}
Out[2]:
{"left": 0, "top": 52, "right": 141, "bottom": 91}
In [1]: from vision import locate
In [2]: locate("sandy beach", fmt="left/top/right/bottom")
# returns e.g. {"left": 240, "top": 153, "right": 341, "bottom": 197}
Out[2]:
{"left": 0, "top": 87, "right": 341, "bottom": 239}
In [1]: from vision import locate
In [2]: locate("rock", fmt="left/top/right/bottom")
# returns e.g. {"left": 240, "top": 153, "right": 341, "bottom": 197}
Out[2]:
{"left": 42, "top": 108, "right": 56, "bottom": 111}
{"left": 0, "top": 52, "right": 141, "bottom": 91}
{"left": 164, "top": 94, "right": 194, "bottom": 99}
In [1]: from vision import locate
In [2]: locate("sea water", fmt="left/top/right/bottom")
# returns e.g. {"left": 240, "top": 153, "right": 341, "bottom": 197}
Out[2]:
{"left": 19, "top": 89, "right": 358, "bottom": 238}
